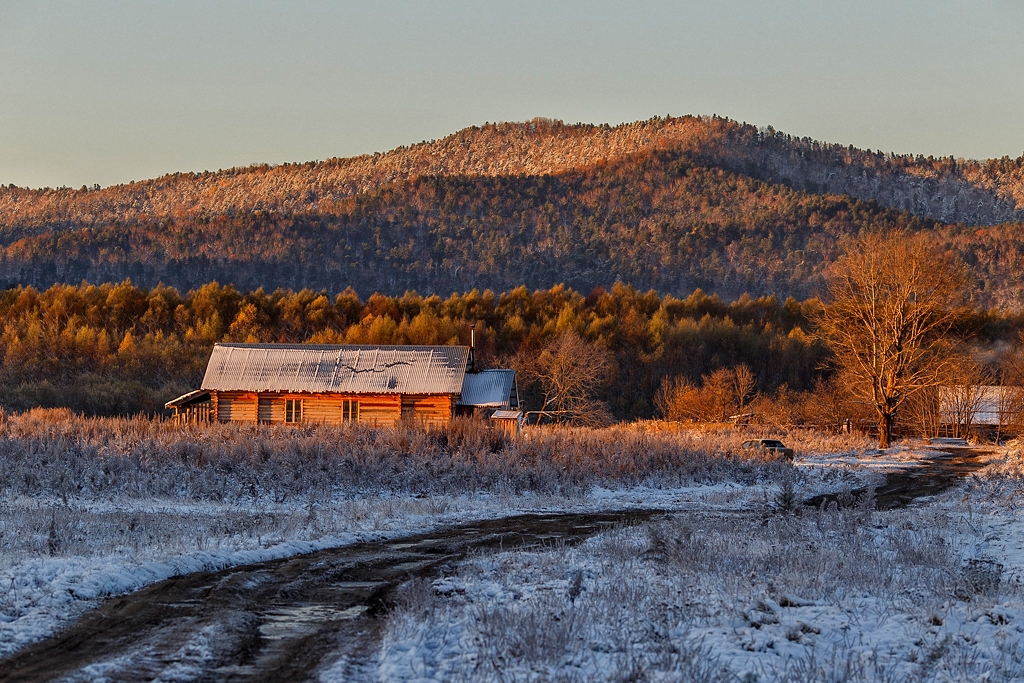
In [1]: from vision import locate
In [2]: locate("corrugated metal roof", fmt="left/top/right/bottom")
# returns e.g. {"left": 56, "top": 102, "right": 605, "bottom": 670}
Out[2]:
{"left": 459, "top": 369, "right": 516, "bottom": 407}
{"left": 490, "top": 410, "right": 523, "bottom": 420}
{"left": 201, "top": 344, "right": 469, "bottom": 394}
{"left": 165, "top": 389, "right": 211, "bottom": 408}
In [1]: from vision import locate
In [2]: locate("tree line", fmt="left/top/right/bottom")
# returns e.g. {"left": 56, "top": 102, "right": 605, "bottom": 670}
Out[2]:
{"left": 0, "top": 280, "right": 838, "bottom": 418}
{"left": 0, "top": 276, "right": 1021, "bottom": 429}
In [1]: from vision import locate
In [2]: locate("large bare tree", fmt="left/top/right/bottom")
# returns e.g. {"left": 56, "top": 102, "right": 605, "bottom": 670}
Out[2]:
{"left": 814, "top": 232, "right": 969, "bottom": 448}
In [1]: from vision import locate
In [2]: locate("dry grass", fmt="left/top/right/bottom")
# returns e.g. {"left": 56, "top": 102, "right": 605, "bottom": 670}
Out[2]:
{"left": 962, "top": 442, "right": 1024, "bottom": 509}
{"left": 0, "top": 410, "right": 876, "bottom": 594}
{"left": 627, "top": 420, "right": 875, "bottom": 455}
{"left": 0, "top": 410, "right": 819, "bottom": 504}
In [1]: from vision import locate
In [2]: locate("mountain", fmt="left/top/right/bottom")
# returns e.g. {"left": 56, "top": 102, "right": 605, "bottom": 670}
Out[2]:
{"left": 2, "top": 116, "right": 1024, "bottom": 305}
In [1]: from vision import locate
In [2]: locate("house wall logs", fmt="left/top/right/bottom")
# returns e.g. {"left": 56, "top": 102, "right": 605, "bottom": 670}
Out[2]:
{"left": 401, "top": 395, "right": 454, "bottom": 430}
{"left": 209, "top": 391, "right": 452, "bottom": 427}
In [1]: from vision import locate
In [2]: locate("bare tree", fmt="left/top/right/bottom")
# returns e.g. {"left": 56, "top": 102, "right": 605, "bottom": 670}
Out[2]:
{"left": 813, "top": 231, "right": 969, "bottom": 448}
{"left": 802, "top": 376, "right": 851, "bottom": 433}
{"left": 702, "top": 365, "right": 756, "bottom": 422}
{"left": 996, "top": 338, "right": 1024, "bottom": 441}
{"left": 530, "top": 332, "right": 612, "bottom": 426}
{"left": 749, "top": 384, "right": 803, "bottom": 429}
{"left": 941, "top": 358, "right": 990, "bottom": 439}
{"left": 996, "top": 385, "right": 1024, "bottom": 442}
{"left": 656, "top": 365, "right": 757, "bottom": 424}
{"left": 731, "top": 365, "right": 757, "bottom": 416}
{"left": 905, "top": 385, "right": 942, "bottom": 439}
{"left": 655, "top": 375, "right": 699, "bottom": 423}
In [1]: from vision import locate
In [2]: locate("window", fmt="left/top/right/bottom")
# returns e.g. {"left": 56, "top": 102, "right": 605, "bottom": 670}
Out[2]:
{"left": 286, "top": 399, "right": 303, "bottom": 423}
{"left": 342, "top": 399, "right": 359, "bottom": 422}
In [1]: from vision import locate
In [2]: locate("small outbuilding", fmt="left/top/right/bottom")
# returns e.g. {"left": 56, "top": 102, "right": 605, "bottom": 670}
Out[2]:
{"left": 166, "top": 343, "right": 519, "bottom": 428}
{"left": 490, "top": 409, "right": 525, "bottom": 436}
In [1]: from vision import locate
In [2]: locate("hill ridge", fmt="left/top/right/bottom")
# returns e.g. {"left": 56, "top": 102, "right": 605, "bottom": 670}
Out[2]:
{"left": 3, "top": 116, "right": 1023, "bottom": 229}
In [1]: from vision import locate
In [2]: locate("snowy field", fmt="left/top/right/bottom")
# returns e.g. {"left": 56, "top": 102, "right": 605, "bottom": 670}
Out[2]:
{"left": 378, "top": 501, "right": 1024, "bottom": 683}
{"left": 376, "top": 449, "right": 1024, "bottom": 682}
{"left": 3, "top": 409, "right": 1020, "bottom": 681}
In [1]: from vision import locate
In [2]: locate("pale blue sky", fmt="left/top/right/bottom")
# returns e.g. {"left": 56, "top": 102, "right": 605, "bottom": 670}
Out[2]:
{"left": 2, "top": 0, "right": 1022, "bottom": 189}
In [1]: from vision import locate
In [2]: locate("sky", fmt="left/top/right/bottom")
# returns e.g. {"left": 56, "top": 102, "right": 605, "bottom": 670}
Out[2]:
{"left": 1, "top": 0, "right": 1022, "bottom": 189}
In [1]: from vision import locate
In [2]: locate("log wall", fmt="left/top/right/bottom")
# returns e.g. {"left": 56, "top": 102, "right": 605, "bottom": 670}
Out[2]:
{"left": 217, "top": 392, "right": 258, "bottom": 422}
{"left": 401, "top": 395, "right": 454, "bottom": 430}
{"left": 210, "top": 391, "right": 452, "bottom": 428}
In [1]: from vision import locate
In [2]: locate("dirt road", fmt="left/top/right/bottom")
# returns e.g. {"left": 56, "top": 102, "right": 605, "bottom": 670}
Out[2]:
{"left": 0, "top": 510, "right": 661, "bottom": 682}
{"left": 805, "top": 445, "right": 991, "bottom": 510}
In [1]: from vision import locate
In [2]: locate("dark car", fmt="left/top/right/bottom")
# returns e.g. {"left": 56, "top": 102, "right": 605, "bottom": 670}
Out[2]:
{"left": 741, "top": 439, "right": 795, "bottom": 459}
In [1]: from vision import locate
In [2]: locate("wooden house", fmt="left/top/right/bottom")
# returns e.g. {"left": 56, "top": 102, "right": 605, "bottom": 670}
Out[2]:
{"left": 166, "top": 343, "right": 519, "bottom": 428}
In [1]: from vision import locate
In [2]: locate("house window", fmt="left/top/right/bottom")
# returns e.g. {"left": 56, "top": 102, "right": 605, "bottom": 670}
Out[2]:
{"left": 286, "top": 399, "right": 303, "bottom": 423}
{"left": 342, "top": 399, "right": 359, "bottom": 422}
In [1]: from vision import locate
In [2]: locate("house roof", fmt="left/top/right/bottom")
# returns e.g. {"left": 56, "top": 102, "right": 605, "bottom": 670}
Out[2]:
{"left": 165, "top": 389, "right": 211, "bottom": 409}
{"left": 201, "top": 343, "right": 470, "bottom": 395}
{"left": 459, "top": 369, "right": 517, "bottom": 408}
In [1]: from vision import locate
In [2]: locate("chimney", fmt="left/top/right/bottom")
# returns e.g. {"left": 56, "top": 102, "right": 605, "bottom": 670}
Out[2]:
{"left": 468, "top": 324, "right": 477, "bottom": 373}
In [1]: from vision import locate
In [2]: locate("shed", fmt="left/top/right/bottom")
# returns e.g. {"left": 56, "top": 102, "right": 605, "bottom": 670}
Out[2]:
{"left": 490, "top": 409, "right": 525, "bottom": 436}
{"left": 164, "top": 389, "right": 215, "bottom": 423}
{"left": 166, "top": 343, "right": 517, "bottom": 429}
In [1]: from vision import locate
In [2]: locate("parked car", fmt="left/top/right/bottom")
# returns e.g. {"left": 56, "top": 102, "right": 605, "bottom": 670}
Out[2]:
{"left": 741, "top": 438, "right": 794, "bottom": 459}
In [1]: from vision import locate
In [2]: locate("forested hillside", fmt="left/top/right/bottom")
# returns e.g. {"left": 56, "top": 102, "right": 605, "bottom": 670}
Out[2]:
{"left": 4, "top": 145, "right": 1024, "bottom": 305}
{"left": 1, "top": 116, "right": 1024, "bottom": 304}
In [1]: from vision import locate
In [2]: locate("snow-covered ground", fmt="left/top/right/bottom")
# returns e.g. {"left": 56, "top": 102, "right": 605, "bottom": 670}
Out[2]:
{"left": 0, "top": 482, "right": 807, "bottom": 659}
{"left": 799, "top": 440, "right": 938, "bottom": 473}
{"left": 369, "top": 441, "right": 1024, "bottom": 682}
{"left": 1, "top": 491, "right": 584, "bottom": 657}
{"left": 376, "top": 488, "right": 1024, "bottom": 682}
{"left": 2, "top": 431, "right": 1013, "bottom": 681}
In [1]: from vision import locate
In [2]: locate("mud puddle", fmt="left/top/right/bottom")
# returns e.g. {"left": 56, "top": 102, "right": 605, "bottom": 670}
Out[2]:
{"left": 805, "top": 445, "right": 991, "bottom": 510}
{"left": 0, "top": 509, "right": 661, "bottom": 683}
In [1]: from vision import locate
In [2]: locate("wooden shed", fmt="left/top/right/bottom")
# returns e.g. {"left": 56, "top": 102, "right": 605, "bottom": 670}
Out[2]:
{"left": 490, "top": 409, "right": 525, "bottom": 436}
{"left": 166, "top": 343, "right": 518, "bottom": 428}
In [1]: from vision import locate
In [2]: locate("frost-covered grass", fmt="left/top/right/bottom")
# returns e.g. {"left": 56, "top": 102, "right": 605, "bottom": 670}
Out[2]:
{"left": 379, "top": 503, "right": 1024, "bottom": 682}
{"left": 0, "top": 409, "right": 881, "bottom": 659}
{"left": 962, "top": 442, "right": 1024, "bottom": 510}
{"left": 0, "top": 409, "right": 815, "bottom": 502}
